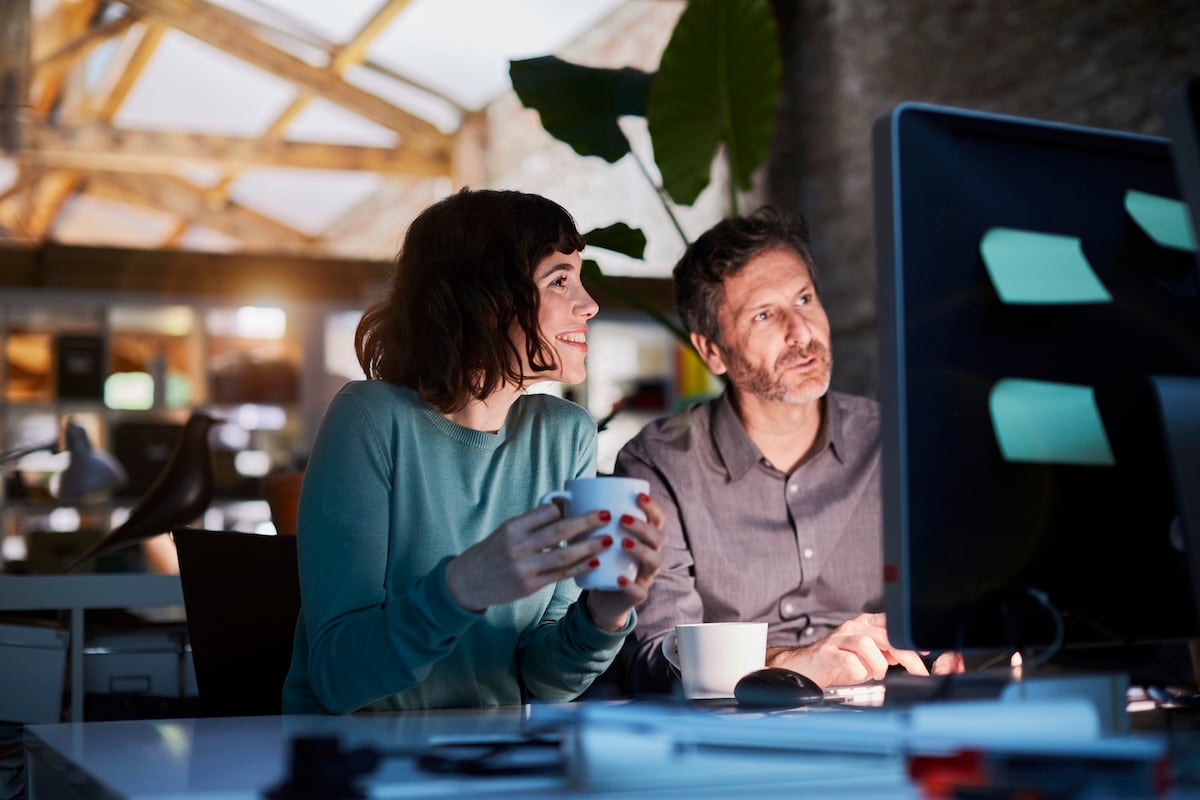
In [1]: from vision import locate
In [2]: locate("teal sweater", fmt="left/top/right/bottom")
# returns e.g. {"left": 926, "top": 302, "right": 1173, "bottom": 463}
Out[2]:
{"left": 282, "top": 381, "right": 632, "bottom": 713}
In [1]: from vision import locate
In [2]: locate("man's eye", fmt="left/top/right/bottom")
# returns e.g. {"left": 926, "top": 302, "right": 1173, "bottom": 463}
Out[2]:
{"left": 798, "top": 294, "right": 812, "bottom": 306}
{"left": 753, "top": 311, "right": 769, "bottom": 322}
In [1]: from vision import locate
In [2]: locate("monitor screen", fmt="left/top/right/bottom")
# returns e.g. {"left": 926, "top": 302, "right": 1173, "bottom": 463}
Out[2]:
{"left": 873, "top": 102, "right": 1200, "bottom": 659}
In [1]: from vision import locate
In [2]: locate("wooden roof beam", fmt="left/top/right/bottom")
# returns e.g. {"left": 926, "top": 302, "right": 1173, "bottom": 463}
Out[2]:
{"left": 119, "top": 0, "right": 451, "bottom": 163}
{"left": 82, "top": 171, "right": 314, "bottom": 247}
{"left": 0, "top": 241, "right": 383, "bottom": 304}
{"left": 33, "top": 11, "right": 140, "bottom": 74}
{"left": 24, "top": 120, "right": 448, "bottom": 176}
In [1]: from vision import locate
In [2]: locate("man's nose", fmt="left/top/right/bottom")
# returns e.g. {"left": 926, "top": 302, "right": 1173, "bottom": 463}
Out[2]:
{"left": 784, "top": 309, "right": 814, "bottom": 345}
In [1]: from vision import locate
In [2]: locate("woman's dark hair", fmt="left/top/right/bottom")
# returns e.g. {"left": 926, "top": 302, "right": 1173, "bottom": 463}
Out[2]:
{"left": 355, "top": 188, "right": 585, "bottom": 413}
{"left": 673, "top": 206, "right": 818, "bottom": 345}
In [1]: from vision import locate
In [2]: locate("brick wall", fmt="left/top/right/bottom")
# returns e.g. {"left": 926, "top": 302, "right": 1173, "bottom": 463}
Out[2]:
{"left": 768, "top": 0, "right": 1200, "bottom": 395}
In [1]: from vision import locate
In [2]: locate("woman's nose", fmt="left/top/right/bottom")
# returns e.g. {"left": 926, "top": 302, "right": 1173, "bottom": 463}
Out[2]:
{"left": 577, "top": 287, "right": 599, "bottom": 319}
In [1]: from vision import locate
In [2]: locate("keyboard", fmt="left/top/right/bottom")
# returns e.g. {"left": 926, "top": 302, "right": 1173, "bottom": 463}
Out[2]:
{"left": 825, "top": 670, "right": 1013, "bottom": 708}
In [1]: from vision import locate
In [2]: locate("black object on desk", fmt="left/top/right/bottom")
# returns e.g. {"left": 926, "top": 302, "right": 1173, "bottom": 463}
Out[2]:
{"left": 734, "top": 667, "right": 824, "bottom": 708}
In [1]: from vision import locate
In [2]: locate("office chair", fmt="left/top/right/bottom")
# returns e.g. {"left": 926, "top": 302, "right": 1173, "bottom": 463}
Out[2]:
{"left": 173, "top": 527, "right": 300, "bottom": 716}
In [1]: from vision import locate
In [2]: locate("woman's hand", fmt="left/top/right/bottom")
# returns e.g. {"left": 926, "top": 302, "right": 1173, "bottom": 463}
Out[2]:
{"left": 444, "top": 503, "right": 615, "bottom": 612}
{"left": 585, "top": 492, "right": 665, "bottom": 631}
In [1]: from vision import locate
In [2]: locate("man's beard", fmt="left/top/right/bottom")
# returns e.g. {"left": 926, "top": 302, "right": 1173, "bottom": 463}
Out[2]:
{"left": 725, "top": 342, "right": 833, "bottom": 404}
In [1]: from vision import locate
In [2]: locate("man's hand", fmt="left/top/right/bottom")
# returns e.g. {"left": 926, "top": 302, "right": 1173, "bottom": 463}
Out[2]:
{"left": 765, "top": 612, "right": 960, "bottom": 687}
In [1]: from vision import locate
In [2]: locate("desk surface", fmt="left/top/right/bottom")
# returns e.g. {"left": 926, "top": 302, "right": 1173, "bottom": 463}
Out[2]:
{"left": 24, "top": 701, "right": 1200, "bottom": 800}
{"left": 22, "top": 705, "right": 929, "bottom": 799}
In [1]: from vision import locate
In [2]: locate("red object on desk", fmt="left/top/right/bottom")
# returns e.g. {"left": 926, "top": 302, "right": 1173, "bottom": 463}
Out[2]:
{"left": 907, "top": 747, "right": 1172, "bottom": 799}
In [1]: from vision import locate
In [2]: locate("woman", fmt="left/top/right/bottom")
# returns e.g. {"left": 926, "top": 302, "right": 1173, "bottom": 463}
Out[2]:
{"left": 282, "top": 189, "right": 664, "bottom": 713}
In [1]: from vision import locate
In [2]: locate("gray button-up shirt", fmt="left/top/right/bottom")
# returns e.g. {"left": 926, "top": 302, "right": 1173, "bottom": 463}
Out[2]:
{"left": 614, "top": 388, "right": 883, "bottom": 694}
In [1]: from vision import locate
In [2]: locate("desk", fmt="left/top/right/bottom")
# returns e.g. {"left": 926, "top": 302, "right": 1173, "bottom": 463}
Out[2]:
{"left": 0, "top": 574, "right": 184, "bottom": 722}
{"left": 22, "top": 701, "right": 1200, "bottom": 799}
{"left": 23, "top": 706, "right": 922, "bottom": 799}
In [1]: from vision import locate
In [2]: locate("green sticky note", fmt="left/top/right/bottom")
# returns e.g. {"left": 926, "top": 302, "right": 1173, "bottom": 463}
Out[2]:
{"left": 980, "top": 228, "right": 1112, "bottom": 304}
{"left": 989, "top": 379, "right": 1115, "bottom": 466}
{"left": 1124, "top": 189, "right": 1198, "bottom": 252}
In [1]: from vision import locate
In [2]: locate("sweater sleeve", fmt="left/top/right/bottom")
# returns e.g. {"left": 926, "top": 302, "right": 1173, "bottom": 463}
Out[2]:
{"left": 519, "top": 587, "right": 635, "bottom": 701}
{"left": 515, "top": 412, "right": 633, "bottom": 701}
{"left": 296, "top": 391, "right": 482, "bottom": 713}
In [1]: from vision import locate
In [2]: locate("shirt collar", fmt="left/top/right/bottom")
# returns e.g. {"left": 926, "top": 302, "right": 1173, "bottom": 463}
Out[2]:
{"left": 712, "top": 387, "right": 845, "bottom": 481}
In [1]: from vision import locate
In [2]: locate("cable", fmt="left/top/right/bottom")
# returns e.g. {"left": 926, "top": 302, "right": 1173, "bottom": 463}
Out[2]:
{"left": 1019, "top": 587, "right": 1066, "bottom": 670}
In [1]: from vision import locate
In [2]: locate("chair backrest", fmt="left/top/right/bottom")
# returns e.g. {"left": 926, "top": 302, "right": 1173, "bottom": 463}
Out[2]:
{"left": 173, "top": 527, "right": 300, "bottom": 717}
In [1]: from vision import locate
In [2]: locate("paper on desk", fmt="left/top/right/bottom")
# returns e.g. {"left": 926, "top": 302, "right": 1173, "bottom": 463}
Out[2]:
{"left": 1125, "top": 189, "right": 1198, "bottom": 252}
{"left": 989, "top": 378, "right": 1115, "bottom": 466}
{"left": 979, "top": 228, "right": 1111, "bottom": 304}
{"left": 568, "top": 700, "right": 1112, "bottom": 794}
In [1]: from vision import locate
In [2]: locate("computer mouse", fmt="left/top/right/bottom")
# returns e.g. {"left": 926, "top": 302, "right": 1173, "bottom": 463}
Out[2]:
{"left": 734, "top": 667, "right": 825, "bottom": 708}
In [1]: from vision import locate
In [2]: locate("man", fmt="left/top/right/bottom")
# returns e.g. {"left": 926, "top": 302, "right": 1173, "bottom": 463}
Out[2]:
{"left": 614, "top": 207, "right": 959, "bottom": 694}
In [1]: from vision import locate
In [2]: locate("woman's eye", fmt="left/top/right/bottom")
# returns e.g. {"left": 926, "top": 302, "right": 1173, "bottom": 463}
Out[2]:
{"left": 550, "top": 276, "right": 569, "bottom": 289}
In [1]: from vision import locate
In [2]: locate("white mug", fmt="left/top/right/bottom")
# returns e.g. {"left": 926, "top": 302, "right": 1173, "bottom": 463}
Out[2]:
{"left": 538, "top": 476, "right": 648, "bottom": 590}
{"left": 661, "top": 622, "right": 768, "bottom": 699}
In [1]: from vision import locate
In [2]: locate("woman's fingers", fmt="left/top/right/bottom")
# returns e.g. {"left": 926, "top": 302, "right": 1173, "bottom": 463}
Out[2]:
{"left": 509, "top": 504, "right": 608, "bottom": 555}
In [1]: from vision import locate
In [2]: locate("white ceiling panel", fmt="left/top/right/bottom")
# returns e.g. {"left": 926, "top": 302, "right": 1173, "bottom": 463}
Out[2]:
{"left": 53, "top": 194, "right": 179, "bottom": 246}
{"left": 113, "top": 30, "right": 298, "bottom": 135}
{"left": 284, "top": 99, "right": 399, "bottom": 147}
{"left": 367, "top": 0, "right": 625, "bottom": 109}
{"left": 177, "top": 224, "right": 242, "bottom": 252}
{"left": 209, "top": 0, "right": 387, "bottom": 47}
{"left": 227, "top": 168, "right": 384, "bottom": 235}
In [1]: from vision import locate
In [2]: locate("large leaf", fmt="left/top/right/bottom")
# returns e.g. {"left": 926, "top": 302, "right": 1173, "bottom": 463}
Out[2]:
{"left": 647, "top": 0, "right": 782, "bottom": 206}
{"left": 583, "top": 222, "right": 647, "bottom": 260}
{"left": 510, "top": 56, "right": 653, "bottom": 163}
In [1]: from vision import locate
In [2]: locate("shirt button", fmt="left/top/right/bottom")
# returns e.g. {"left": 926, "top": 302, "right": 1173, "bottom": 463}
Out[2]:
{"left": 781, "top": 602, "right": 795, "bottom": 616}
{"left": 804, "top": 626, "right": 815, "bottom": 636}
{"left": 788, "top": 484, "right": 798, "bottom": 494}
{"left": 802, "top": 547, "right": 814, "bottom": 559}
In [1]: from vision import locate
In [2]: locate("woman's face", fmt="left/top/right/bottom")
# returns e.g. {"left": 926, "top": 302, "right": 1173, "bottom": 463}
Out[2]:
{"left": 520, "top": 249, "right": 598, "bottom": 385}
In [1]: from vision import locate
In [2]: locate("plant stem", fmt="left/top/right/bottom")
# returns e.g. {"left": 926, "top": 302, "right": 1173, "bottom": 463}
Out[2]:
{"left": 629, "top": 148, "right": 690, "bottom": 247}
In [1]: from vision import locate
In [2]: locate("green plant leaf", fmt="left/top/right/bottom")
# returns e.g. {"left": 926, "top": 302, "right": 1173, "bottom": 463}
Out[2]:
{"left": 510, "top": 56, "right": 653, "bottom": 163}
{"left": 647, "top": 0, "right": 782, "bottom": 206}
{"left": 583, "top": 223, "right": 647, "bottom": 260}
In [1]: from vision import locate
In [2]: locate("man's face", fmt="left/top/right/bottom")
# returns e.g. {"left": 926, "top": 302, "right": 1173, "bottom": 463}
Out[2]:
{"left": 692, "top": 246, "right": 833, "bottom": 405}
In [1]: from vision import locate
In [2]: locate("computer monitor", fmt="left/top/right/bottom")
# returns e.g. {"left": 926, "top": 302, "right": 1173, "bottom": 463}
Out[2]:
{"left": 873, "top": 102, "right": 1200, "bottom": 664}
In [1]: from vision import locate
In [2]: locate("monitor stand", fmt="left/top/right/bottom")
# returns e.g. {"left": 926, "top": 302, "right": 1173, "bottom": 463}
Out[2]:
{"left": 1152, "top": 375, "right": 1200, "bottom": 693}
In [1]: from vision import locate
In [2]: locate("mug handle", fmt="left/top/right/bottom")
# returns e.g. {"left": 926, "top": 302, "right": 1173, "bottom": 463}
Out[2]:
{"left": 537, "top": 489, "right": 570, "bottom": 507}
{"left": 660, "top": 629, "right": 681, "bottom": 672}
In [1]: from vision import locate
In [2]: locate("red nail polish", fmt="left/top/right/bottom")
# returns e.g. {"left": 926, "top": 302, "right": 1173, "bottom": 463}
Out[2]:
{"left": 622, "top": 537, "right": 635, "bottom": 550}
{"left": 620, "top": 514, "right": 634, "bottom": 526}
{"left": 588, "top": 559, "right": 600, "bottom": 568}
{"left": 600, "top": 534, "right": 614, "bottom": 548}
{"left": 598, "top": 510, "right": 611, "bottom": 522}
{"left": 618, "top": 576, "right": 630, "bottom": 587}
{"left": 638, "top": 493, "right": 650, "bottom": 504}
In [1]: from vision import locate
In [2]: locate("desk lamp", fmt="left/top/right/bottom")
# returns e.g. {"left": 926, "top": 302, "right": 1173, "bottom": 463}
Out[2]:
{"left": 0, "top": 418, "right": 127, "bottom": 502}
{"left": 65, "top": 411, "right": 217, "bottom": 572}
